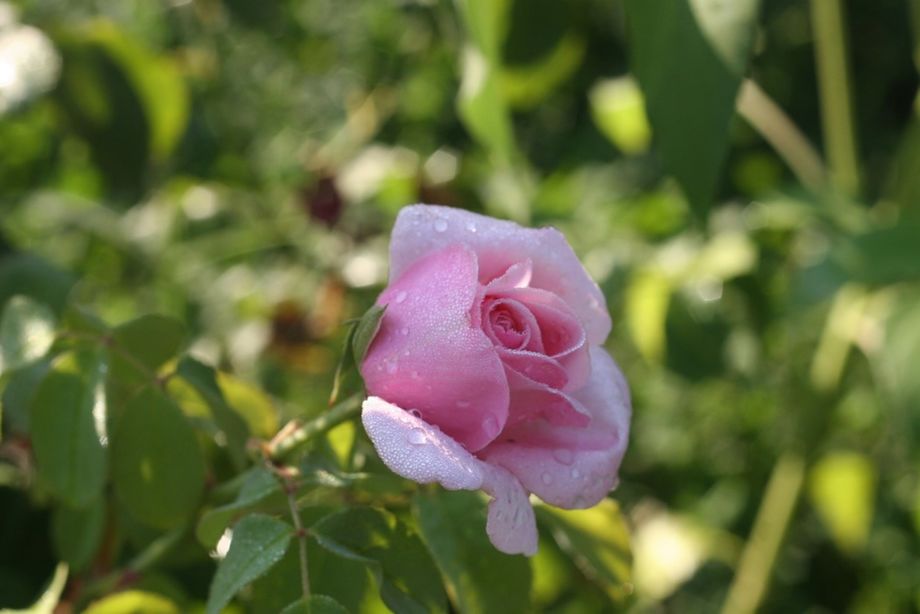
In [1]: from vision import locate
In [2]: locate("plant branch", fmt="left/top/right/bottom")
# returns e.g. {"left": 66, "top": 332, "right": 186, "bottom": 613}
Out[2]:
{"left": 736, "top": 79, "right": 828, "bottom": 191}
{"left": 265, "top": 394, "right": 362, "bottom": 461}
{"left": 721, "top": 453, "right": 806, "bottom": 614}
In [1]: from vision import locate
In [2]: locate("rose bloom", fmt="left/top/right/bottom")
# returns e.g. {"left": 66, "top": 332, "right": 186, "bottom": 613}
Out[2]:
{"left": 360, "top": 205, "right": 631, "bottom": 555}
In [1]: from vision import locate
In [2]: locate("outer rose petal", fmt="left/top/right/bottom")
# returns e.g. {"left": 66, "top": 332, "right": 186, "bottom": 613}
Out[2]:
{"left": 480, "top": 346, "right": 631, "bottom": 509}
{"left": 388, "top": 205, "right": 611, "bottom": 345}
{"left": 362, "top": 397, "right": 538, "bottom": 555}
{"left": 361, "top": 244, "right": 510, "bottom": 452}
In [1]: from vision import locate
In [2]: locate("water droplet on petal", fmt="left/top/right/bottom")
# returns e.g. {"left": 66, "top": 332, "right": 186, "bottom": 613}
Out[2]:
{"left": 466, "top": 221, "right": 477, "bottom": 233}
{"left": 553, "top": 448, "right": 575, "bottom": 465}
{"left": 410, "top": 370, "right": 421, "bottom": 380}
{"left": 400, "top": 327, "right": 409, "bottom": 336}
{"left": 541, "top": 472, "right": 553, "bottom": 485}
{"left": 570, "top": 468, "right": 581, "bottom": 479}
{"left": 409, "top": 408, "right": 422, "bottom": 419}
{"left": 456, "top": 400, "right": 470, "bottom": 408}
{"left": 482, "top": 416, "right": 499, "bottom": 439}
{"left": 407, "top": 428, "right": 426, "bottom": 445}
{"left": 394, "top": 290, "right": 407, "bottom": 303}
{"left": 434, "top": 218, "right": 448, "bottom": 232}
{"left": 385, "top": 359, "right": 398, "bottom": 374}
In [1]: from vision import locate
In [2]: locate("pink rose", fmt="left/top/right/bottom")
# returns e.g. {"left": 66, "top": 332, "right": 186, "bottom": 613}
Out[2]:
{"left": 360, "top": 205, "right": 631, "bottom": 555}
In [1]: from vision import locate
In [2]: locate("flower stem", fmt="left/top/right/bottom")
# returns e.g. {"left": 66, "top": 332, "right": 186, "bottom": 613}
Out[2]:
{"left": 721, "top": 453, "right": 805, "bottom": 614}
{"left": 266, "top": 394, "right": 362, "bottom": 461}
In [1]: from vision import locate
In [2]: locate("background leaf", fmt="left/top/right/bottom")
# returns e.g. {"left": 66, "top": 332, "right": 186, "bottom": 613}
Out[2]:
{"left": 279, "top": 595, "right": 349, "bottom": 614}
{"left": 625, "top": 0, "right": 760, "bottom": 215}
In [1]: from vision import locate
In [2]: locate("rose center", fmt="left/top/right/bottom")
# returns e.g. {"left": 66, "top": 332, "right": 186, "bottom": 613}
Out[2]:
{"left": 483, "top": 299, "right": 534, "bottom": 351}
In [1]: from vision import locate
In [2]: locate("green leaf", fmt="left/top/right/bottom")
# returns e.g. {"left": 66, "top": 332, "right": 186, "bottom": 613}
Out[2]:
{"left": 351, "top": 304, "right": 387, "bottom": 366}
{"left": 279, "top": 595, "right": 349, "bottom": 614}
{"left": 107, "top": 314, "right": 185, "bottom": 413}
{"left": 206, "top": 513, "right": 293, "bottom": 614}
{"left": 176, "top": 356, "right": 250, "bottom": 469}
{"left": 217, "top": 371, "right": 279, "bottom": 438}
{"left": 625, "top": 0, "right": 760, "bottom": 215}
{"left": 414, "top": 490, "right": 532, "bottom": 614}
{"left": 30, "top": 364, "right": 107, "bottom": 507}
{"left": 83, "top": 590, "right": 180, "bottom": 614}
{"left": 310, "top": 507, "right": 447, "bottom": 614}
{"left": 196, "top": 467, "right": 285, "bottom": 548}
{"left": 52, "top": 497, "right": 106, "bottom": 572}
{"left": 0, "top": 562, "right": 68, "bottom": 614}
{"left": 536, "top": 500, "right": 632, "bottom": 601}
{"left": 0, "top": 296, "right": 55, "bottom": 375}
{"left": 111, "top": 388, "right": 205, "bottom": 529}
{"left": 876, "top": 290, "right": 920, "bottom": 410}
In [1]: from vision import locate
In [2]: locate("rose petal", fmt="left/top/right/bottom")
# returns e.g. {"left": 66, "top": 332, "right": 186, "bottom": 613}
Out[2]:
{"left": 502, "top": 367, "right": 591, "bottom": 429}
{"left": 389, "top": 205, "right": 611, "bottom": 344}
{"left": 480, "top": 347, "right": 631, "bottom": 508}
{"left": 362, "top": 396, "right": 538, "bottom": 555}
{"left": 361, "top": 396, "right": 484, "bottom": 490}
{"left": 481, "top": 464, "right": 538, "bottom": 556}
{"left": 361, "top": 245, "right": 510, "bottom": 452}
{"left": 484, "top": 259, "right": 533, "bottom": 293}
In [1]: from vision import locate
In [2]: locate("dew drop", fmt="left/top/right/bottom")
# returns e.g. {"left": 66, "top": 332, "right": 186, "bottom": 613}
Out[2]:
{"left": 456, "top": 400, "right": 471, "bottom": 408}
{"left": 407, "top": 428, "right": 426, "bottom": 445}
{"left": 385, "top": 359, "right": 398, "bottom": 374}
{"left": 394, "top": 290, "right": 407, "bottom": 303}
{"left": 410, "top": 370, "right": 421, "bottom": 380}
{"left": 570, "top": 468, "right": 581, "bottom": 479}
{"left": 434, "top": 218, "right": 448, "bottom": 232}
{"left": 400, "top": 327, "right": 410, "bottom": 336}
{"left": 409, "top": 408, "right": 422, "bottom": 419}
{"left": 466, "top": 221, "right": 477, "bottom": 233}
{"left": 553, "top": 448, "right": 574, "bottom": 465}
{"left": 541, "top": 472, "right": 553, "bottom": 485}
{"left": 482, "top": 416, "right": 499, "bottom": 439}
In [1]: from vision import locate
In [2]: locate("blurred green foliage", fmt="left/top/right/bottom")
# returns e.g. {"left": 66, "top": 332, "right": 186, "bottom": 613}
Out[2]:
{"left": 1, "top": 0, "right": 920, "bottom": 612}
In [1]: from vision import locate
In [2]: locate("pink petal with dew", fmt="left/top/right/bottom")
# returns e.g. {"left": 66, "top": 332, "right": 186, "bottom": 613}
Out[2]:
{"left": 360, "top": 244, "right": 509, "bottom": 452}
{"left": 481, "top": 347, "right": 631, "bottom": 509}
{"left": 362, "top": 397, "right": 538, "bottom": 555}
{"left": 388, "top": 205, "right": 611, "bottom": 345}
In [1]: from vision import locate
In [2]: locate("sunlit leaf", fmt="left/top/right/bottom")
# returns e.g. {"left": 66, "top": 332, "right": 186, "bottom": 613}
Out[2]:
{"left": 0, "top": 562, "right": 68, "bottom": 614}
{"left": 83, "top": 590, "right": 180, "bottom": 614}
{"left": 809, "top": 452, "right": 876, "bottom": 554}
{"left": 218, "top": 371, "right": 279, "bottom": 438}
{"left": 0, "top": 296, "right": 55, "bottom": 375}
{"left": 625, "top": 0, "right": 760, "bottom": 215}
{"left": 206, "top": 514, "right": 293, "bottom": 614}
{"left": 537, "top": 499, "right": 632, "bottom": 601}
{"left": 625, "top": 268, "right": 671, "bottom": 362}
{"left": 107, "top": 314, "right": 185, "bottom": 413}
{"left": 30, "top": 363, "right": 107, "bottom": 507}
{"left": 590, "top": 77, "right": 652, "bottom": 155}
{"left": 414, "top": 490, "right": 531, "bottom": 614}
{"left": 111, "top": 388, "right": 205, "bottom": 529}
{"left": 177, "top": 356, "right": 250, "bottom": 469}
